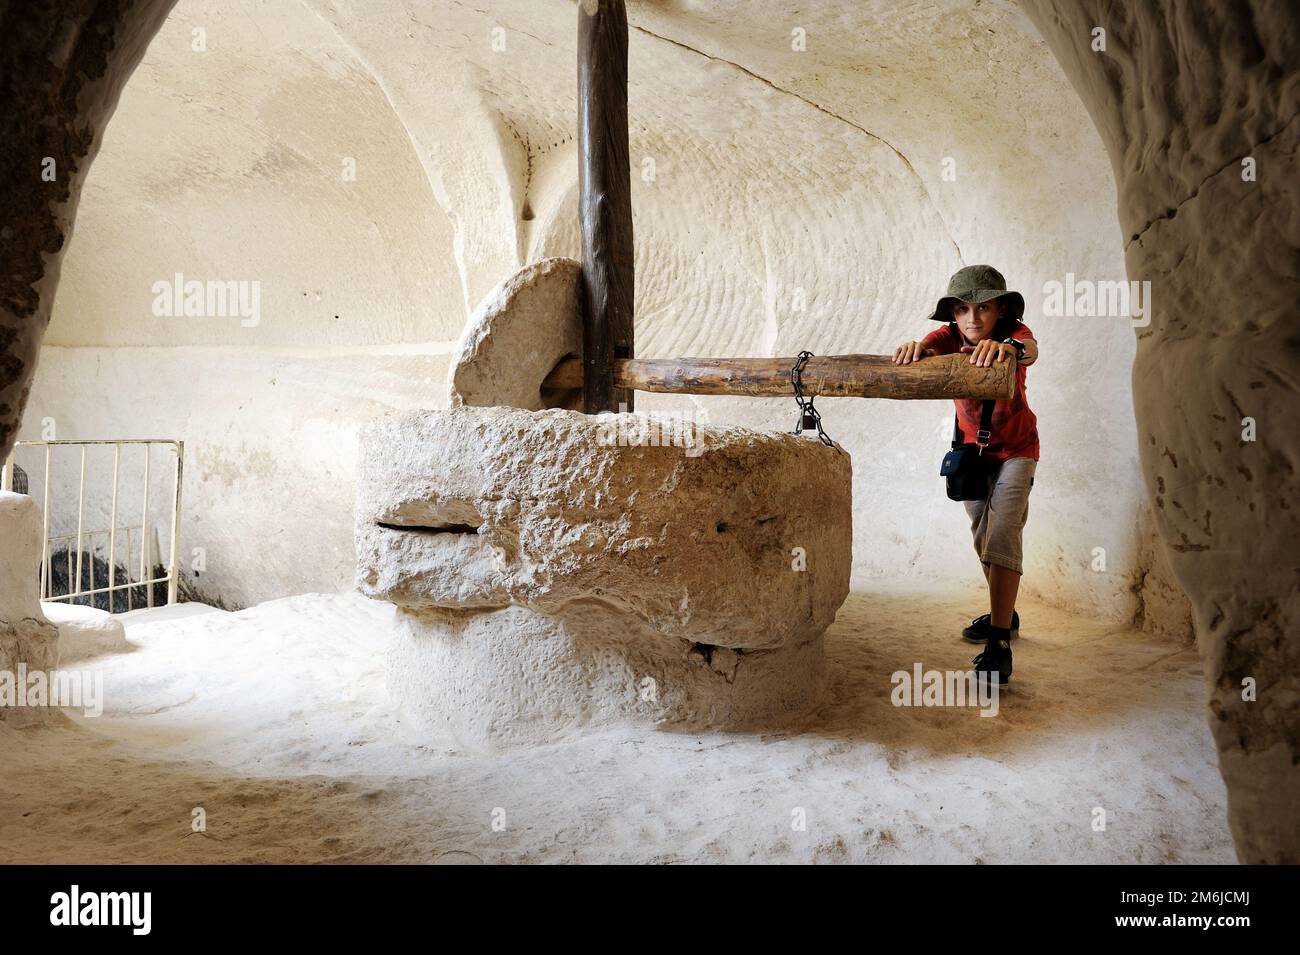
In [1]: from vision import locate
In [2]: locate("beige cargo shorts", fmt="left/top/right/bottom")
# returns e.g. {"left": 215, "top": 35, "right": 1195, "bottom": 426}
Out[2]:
{"left": 963, "top": 456, "right": 1036, "bottom": 574}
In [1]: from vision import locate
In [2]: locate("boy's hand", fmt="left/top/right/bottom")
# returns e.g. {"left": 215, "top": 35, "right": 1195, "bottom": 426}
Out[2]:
{"left": 961, "top": 340, "right": 1017, "bottom": 367}
{"left": 892, "top": 341, "right": 932, "bottom": 365}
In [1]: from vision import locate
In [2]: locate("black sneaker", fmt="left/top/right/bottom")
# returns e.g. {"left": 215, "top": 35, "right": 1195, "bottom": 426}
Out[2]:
{"left": 962, "top": 611, "right": 1020, "bottom": 642}
{"left": 973, "top": 637, "right": 1013, "bottom": 686}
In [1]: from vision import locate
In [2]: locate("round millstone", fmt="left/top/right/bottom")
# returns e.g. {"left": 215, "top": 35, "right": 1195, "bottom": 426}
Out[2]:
{"left": 447, "top": 257, "right": 582, "bottom": 411}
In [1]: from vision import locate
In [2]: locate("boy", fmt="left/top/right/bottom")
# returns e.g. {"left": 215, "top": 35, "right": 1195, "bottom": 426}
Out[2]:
{"left": 892, "top": 265, "right": 1039, "bottom": 685}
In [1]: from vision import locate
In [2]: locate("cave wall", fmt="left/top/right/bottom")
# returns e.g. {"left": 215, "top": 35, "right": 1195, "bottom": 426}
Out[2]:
{"left": 1023, "top": 0, "right": 1300, "bottom": 863}
{"left": 8, "top": 0, "right": 462, "bottom": 607}
{"left": 13, "top": 0, "right": 1164, "bottom": 621}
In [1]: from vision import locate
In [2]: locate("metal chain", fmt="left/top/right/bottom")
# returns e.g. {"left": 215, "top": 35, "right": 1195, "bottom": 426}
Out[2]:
{"left": 790, "top": 350, "right": 841, "bottom": 452}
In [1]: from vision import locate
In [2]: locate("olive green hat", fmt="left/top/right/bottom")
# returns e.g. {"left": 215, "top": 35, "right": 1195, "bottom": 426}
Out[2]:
{"left": 926, "top": 264, "right": 1025, "bottom": 322}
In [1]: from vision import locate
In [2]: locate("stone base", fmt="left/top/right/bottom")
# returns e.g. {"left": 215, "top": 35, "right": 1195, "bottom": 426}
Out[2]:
{"left": 388, "top": 604, "right": 826, "bottom": 746}
{"left": 358, "top": 405, "right": 852, "bottom": 744}
{"left": 0, "top": 492, "right": 59, "bottom": 725}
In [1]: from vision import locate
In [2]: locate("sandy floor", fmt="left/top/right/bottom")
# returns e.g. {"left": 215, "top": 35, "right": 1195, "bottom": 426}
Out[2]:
{"left": 0, "top": 585, "right": 1235, "bottom": 863}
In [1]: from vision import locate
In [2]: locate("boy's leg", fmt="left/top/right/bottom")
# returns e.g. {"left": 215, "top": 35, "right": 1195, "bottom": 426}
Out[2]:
{"left": 989, "top": 564, "right": 1020, "bottom": 629}
{"left": 978, "top": 458, "right": 1036, "bottom": 626}
{"left": 966, "top": 480, "right": 998, "bottom": 622}
{"left": 967, "top": 468, "right": 1001, "bottom": 588}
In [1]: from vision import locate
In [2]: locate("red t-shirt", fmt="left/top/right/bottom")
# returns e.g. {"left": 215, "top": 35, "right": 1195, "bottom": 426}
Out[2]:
{"left": 920, "top": 320, "right": 1039, "bottom": 462}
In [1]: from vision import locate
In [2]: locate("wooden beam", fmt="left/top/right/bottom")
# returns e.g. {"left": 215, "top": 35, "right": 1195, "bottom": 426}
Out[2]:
{"left": 542, "top": 353, "right": 1016, "bottom": 401}
{"left": 577, "top": 0, "right": 635, "bottom": 414}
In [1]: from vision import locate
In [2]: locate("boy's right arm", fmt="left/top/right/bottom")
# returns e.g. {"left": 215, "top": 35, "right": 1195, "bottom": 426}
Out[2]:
{"left": 893, "top": 326, "right": 954, "bottom": 364}
{"left": 892, "top": 340, "right": 933, "bottom": 364}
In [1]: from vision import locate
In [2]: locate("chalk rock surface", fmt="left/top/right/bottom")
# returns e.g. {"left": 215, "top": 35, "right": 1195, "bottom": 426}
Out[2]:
{"left": 357, "top": 405, "right": 852, "bottom": 741}
{"left": 447, "top": 258, "right": 582, "bottom": 411}
{"left": 357, "top": 406, "right": 851, "bottom": 648}
{"left": 0, "top": 492, "right": 59, "bottom": 724}
{"left": 387, "top": 604, "right": 832, "bottom": 746}
{"left": 41, "top": 603, "right": 131, "bottom": 664}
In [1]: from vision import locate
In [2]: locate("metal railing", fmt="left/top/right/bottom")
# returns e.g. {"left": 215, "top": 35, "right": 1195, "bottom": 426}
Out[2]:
{"left": 1, "top": 439, "right": 184, "bottom": 609}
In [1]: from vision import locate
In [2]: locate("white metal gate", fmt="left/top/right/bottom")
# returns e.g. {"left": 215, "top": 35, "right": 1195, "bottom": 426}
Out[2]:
{"left": 1, "top": 439, "right": 184, "bottom": 609}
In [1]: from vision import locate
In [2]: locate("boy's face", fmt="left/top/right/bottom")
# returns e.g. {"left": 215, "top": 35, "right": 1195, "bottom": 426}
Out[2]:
{"left": 953, "top": 299, "right": 1003, "bottom": 344}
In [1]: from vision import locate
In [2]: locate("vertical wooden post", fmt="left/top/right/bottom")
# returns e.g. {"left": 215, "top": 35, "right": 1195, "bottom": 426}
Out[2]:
{"left": 577, "top": 0, "right": 635, "bottom": 413}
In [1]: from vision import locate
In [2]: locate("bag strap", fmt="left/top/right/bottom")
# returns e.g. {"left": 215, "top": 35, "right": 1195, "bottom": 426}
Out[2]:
{"left": 948, "top": 323, "right": 997, "bottom": 451}
{"left": 976, "top": 399, "right": 995, "bottom": 449}
{"left": 951, "top": 401, "right": 995, "bottom": 450}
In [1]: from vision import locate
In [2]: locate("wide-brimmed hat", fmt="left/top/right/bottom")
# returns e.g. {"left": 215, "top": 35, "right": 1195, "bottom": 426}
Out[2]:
{"left": 926, "top": 264, "right": 1024, "bottom": 322}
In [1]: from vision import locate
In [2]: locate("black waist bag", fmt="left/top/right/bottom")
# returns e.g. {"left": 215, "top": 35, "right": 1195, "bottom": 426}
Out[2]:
{"left": 940, "top": 400, "right": 995, "bottom": 502}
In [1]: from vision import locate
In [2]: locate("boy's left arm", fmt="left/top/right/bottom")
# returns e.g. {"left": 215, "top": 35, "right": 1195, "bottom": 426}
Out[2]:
{"left": 1011, "top": 324, "right": 1038, "bottom": 366}
{"left": 1015, "top": 337, "right": 1039, "bottom": 366}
